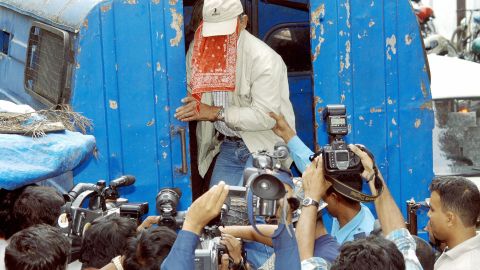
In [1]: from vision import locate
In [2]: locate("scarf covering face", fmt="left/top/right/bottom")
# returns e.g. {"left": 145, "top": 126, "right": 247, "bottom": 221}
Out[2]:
{"left": 190, "top": 21, "right": 240, "bottom": 112}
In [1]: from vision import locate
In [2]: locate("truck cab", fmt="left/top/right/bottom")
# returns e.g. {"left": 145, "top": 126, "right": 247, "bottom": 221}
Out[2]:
{"left": 0, "top": 0, "right": 433, "bottom": 234}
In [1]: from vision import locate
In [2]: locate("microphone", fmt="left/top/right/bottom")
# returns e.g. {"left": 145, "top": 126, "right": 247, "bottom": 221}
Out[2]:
{"left": 110, "top": 175, "right": 136, "bottom": 188}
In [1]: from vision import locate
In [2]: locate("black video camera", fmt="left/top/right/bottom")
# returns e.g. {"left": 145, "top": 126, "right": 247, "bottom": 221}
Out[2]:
{"left": 310, "top": 104, "right": 363, "bottom": 176}
{"left": 155, "top": 188, "right": 185, "bottom": 230}
{"left": 243, "top": 142, "right": 292, "bottom": 217}
{"left": 59, "top": 176, "right": 148, "bottom": 261}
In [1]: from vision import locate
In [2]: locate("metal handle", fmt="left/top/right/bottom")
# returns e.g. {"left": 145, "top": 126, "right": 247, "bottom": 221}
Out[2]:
{"left": 176, "top": 127, "right": 188, "bottom": 174}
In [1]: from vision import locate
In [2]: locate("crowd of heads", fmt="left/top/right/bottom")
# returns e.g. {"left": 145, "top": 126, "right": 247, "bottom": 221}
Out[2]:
{"left": 0, "top": 172, "right": 479, "bottom": 270}
{"left": 0, "top": 185, "right": 177, "bottom": 270}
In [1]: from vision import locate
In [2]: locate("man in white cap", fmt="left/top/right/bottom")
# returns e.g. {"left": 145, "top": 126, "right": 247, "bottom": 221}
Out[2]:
{"left": 175, "top": 0, "right": 296, "bottom": 190}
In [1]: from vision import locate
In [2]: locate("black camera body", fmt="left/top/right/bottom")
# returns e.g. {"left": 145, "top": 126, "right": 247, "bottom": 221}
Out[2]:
{"left": 313, "top": 104, "right": 363, "bottom": 176}
{"left": 322, "top": 140, "right": 362, "bottom": 176}
{"left": 156, "top": 188, "right": 185, "bottom": 230}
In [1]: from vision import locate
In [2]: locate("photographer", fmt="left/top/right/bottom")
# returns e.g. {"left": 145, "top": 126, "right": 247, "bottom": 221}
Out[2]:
{"left": 269, "top": 112, "right": 375, "bottom": 244}
{"left": 298, "top": 146, "right": 422, "bottom": 270}
{"left": 161, "top": 182, "right": 229, "bottom": 269}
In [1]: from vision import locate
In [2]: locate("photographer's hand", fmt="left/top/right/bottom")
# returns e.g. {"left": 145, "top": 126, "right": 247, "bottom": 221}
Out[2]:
{"left": 302, "top": 156, "right": 331, "bottom": 201}
{"left": 220, "top": 234, "right": 243, "bottom": 264}
{"left": 269, "top": 112, "right": 296, "bottom": 143}
{"left": 297, "top": 156, "right": 331, "bottom": 261}
{"left": 137, "top": 216, "right": 160, "bottom": 232}
{"left": 183, "top": 182, "right": 229, "bottom": 235}
{"left": 348, "top": 144, "right": 376, "bottom": 188}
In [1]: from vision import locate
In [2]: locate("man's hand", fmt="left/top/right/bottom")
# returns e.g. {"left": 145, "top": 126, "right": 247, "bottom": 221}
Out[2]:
{"left": 219, "top": 254, "right": 230, "bottom": 270}
{"left": 175, "top": 96, "right": 221, "bottom": 122}
{"left": 301, "top": 156, "right": 331, "bottom": 202}
{"left": 183, "top": 182, "right": 229, "bottom": 235}
{"left": 348, "top": 144, "right": 380, "bottom": 196}
{"left": 269, "top": 112, "right": 296, "bottom": 143}
{"left": 137, "top": 216, "right": 160, "bottom": 232}
{"left": 220, "top": 234, "right": 243, "bottom": 264}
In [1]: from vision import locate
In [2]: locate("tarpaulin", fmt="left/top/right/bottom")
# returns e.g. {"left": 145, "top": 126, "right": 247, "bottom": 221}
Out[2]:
{"left": 0, "top": 131, "right": 95, "bottom": 189}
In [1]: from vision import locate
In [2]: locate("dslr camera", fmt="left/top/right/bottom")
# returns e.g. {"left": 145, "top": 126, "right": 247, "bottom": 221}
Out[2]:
{"left": 311, "top": 104, "right": 363, "bottom": 176}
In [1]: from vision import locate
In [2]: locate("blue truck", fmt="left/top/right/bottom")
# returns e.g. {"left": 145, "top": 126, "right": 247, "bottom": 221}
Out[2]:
{"left": 0, "top": 0, "right": 433, "bottom": 235}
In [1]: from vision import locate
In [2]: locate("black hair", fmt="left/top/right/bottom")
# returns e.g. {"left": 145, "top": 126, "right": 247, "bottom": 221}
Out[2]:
{"left": 331, "top": 235, "right": 405, "bottom": 270}
{"left": 0, "top": 187, "right": 28, "bottom": 238}
{"left": 5, "top": 224, "right": 70, "bottom": 270}
{"left": 412, "top": 235, "right": 435, "bottom": 270}
{"left": 429, "top": 176, "right": 480, "bottom": 227}
{"left": 80, "top": 215, "right": 137, "bottom": 268}
{"left": 4, "top": 185, "right": 64, "bottom": 239}
{"left": 123, "top": 227, "right": 177, "bottom": 270}
{"left": 326, "top": 173, "right": 363, "bottom": 205}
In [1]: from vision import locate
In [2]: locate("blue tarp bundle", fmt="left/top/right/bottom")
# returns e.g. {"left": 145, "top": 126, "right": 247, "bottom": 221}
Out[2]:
{"left": 0, "top": 131, "right": 95, "bottom": 190}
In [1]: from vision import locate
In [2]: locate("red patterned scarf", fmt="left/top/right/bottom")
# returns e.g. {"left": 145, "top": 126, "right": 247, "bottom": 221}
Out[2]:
{"left": 190, "top": 21, "right": 240, "bottom": 111}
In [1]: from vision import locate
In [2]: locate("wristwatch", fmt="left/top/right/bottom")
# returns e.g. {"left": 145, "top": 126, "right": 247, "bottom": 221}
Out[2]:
{"left": 302, "top": 197, "right": 320, "bottom": 208}
{"left": 216, "top": 106, "right": 225, "bottom": 121}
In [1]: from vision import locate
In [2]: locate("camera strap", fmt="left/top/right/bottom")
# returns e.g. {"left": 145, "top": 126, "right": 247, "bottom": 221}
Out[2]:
{"left": 246, "top": 189, "right": 292, "bottom": 238}
{"left": 327, "top": 144, "right": 384, "bottom": 202}
{"left": 327, "top": 175, "right": 382, "bottom": 202}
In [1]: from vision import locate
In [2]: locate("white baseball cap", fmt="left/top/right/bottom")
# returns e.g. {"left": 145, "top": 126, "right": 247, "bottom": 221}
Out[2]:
{"left": 202, "top": 0, "right": 244, "bottom": 37}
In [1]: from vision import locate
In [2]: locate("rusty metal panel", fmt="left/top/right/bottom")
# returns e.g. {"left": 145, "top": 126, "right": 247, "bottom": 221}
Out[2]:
{"left": 310, "top": 0, "right": 434, "bottom": 234}
{"left": 71, "top": 0, "right": 191, "bottom": 212}
{"left": 0, "top": 0, "right": 104, "bottom": 33}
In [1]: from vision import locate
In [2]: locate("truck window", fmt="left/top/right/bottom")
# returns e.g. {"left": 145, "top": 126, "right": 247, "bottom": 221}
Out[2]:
{"left": 264, "top": 24, "right": 311, "bottom": 73}
{"left": 0, "top": 30, "right": 11, "bottom": 55}
{"left": 433, "top": 98, "right": 480, "bottom": 177}
{"left": 24, "top": 22, "right": 72, "bottom": 106}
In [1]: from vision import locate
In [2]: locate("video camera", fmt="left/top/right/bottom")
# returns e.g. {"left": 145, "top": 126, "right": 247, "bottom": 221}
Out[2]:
{"left": 59, "top": 175, "right": 148, "bottom": 261}
{"left": 243, "top": 142, "right": 294, "bottom": 218}
{"left": 154, "top": 144, "right": 293, "bottom": 270}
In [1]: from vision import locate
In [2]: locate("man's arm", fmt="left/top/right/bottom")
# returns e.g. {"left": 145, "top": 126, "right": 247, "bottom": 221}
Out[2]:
{"left": 349, "top": 145, "right": 422, "bottom": 270}
{"left": 269, "top": 112, "right": 313, "bottom": 173}
{"left": 296, "top": 157, "right": 331, "bottom": 261}
{"left": 349, "top": 145, "right": 405, "bottom": 235}
{"left": 220, "top": 225, "right": 275, "bottom": 246}
{"left": 161, "top": 182, "right": 229, "bottom": 270}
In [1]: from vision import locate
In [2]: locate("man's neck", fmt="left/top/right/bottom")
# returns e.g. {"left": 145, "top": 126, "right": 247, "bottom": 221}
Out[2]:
{"left": 446, "top": 227, "right": 477, "bottom": 249}
{"left": 337, "top": 203, "right": 361, "bottom": 228}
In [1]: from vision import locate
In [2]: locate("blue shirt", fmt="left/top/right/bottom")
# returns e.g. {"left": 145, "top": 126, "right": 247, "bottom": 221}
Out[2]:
{"left": 313, "top": 234, "right": 340, "bottom": 263}
{"left": 161, "top": 230, "right": 199, "bottom": 270}
{"left": 272, "top": 223, "right": 301, "bottom": 270}
{"left": 287, "top": 135, "right": 314, "bottom": 174}
{"left": 330, "top": 203, "right": 375, "bottom": 244}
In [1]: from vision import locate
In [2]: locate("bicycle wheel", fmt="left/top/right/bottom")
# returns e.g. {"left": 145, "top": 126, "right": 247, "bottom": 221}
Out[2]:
{"left": 451, "top": 27, "right": 468, "bottom": 52}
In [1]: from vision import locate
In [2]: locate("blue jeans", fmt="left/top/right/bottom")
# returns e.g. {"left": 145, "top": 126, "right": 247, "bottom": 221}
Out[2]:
{"left": 210, "top": 139, "right": 274, "bottom": 269}
{"left": 210, "top": 139, "right": 252, "bottom": 187}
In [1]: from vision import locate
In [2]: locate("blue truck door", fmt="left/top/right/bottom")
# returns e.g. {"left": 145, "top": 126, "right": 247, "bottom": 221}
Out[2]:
{"left": 71, "top": 0, "right": 191, "bottom": 211}
{"left": 309, "top": 0, "right": 434, "bottom": 234}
